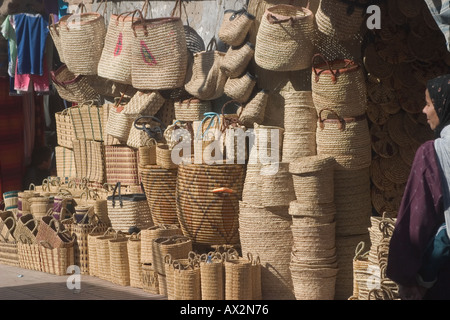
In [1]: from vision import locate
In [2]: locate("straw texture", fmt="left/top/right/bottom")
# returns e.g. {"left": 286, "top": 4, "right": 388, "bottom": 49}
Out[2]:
{"left": 218, "top": 8, "right": 255, "bottom": 46}
{"left": 174, "top": 98, "right": 212, "bottom": 122}
{"left": 109, "top": 232, "right": 130, "bottom": 286}
{"left": 69, "top": 101, "right": 104, "bottom": 142}
{"left": 220, "top": 41, "right": 255, "bottom": 78}
{"left": 140, "top": 224, "right": 182, "bottom": 264}
{"left": 55, "top": 109, "right": 75, "bottom": 149}
{"left": 72, "top": 139, "right": 106, "bottom": 184}
{"left": 105, "top": 145, "right": 139, "bottom": 186}
{"left": 224, "top": 72, "right": 257, "bottom": 103}
{"left": 55, "top": 146, "right": 76, "bottom": 180}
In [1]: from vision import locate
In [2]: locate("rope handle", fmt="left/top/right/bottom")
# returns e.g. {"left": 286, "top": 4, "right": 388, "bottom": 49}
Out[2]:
{"left": 102, "top": 227, "right": 116, "bottom": 237}
{"left": 131, "top": 9, "right": 147, "bottom": 36}
{"left": 353, "top": 241, "right": 369, "bottom": 260}
{"left": 206, "top": 37, "right": 218, "bottom": 51}
{"left": 317, "top": 108, "right": 345, "bottom": 131}
{"left": 312, "top": 53, "right": 337, "bottom": 83}
{"left": 0, "top": 216, "right": 16, "bottom": 242}
{"left": 221, "top": 100, "right": 243, "bottom": 131}
{"left": 164, "top": 253, "right": 173, "bottom": 265}
{"left": 95, "top": 0, "right": 108, "bottom": 17}
{"left": 170, "top": 0, "right": 185, "bottom": 18}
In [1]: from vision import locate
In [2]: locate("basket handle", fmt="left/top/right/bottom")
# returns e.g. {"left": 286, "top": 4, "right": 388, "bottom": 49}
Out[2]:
{"left": 111, "top": 182, "right": 123, "bottom": 208}
{"left": 28, "top": 183, "right": 36, "bottom": 191}
{"left": 95, "top": 0, "right": 108, "bottom": 16}
{"left": 312, "top": 53, "right": 338, "bottom": 84}
{"left": 206, "top": 37, "right": 218, "bottom": 51}
{"left": 170, "top": 0, "right": 184, "bottom": 18}
{"left": 39, "top": 240, "right": 54, "bottom": 250}
{"left": 133, "top": 116, "right": 166, "bottom": 140}
{"left": 211, "top": 187, "right": 234, "bottom": 194}
{"left": 131, "top": 9, "right": 147, "bottom": 37}
{"left": 318, "top": 108, "right": 345, "bottom": 131}
{"left": 221, "top": 100, "right": 243, "bottom": 131}
{"left": 0, "top": 216, "right": 16, "bottom": 242}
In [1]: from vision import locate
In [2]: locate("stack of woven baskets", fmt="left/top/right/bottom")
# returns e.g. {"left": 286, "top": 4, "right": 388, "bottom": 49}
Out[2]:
{"left": 288, "top": 155, "right": 339, "bottom": 300}
{"left": 239, "top": 162, "right": 296, "bottom": 300}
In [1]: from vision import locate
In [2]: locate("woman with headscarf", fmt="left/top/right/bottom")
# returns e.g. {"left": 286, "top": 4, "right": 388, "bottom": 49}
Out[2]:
{"left": 386, "top": 74, "right": 450, "bottom": 300}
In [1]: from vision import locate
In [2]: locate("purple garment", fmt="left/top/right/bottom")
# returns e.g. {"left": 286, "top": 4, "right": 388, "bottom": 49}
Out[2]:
{"left": 386, "top": 140, "right": 450, "bottom": 299}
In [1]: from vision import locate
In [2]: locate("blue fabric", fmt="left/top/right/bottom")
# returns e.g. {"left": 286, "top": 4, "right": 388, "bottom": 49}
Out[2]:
{"left": 58, "top": 0, "right": 69, "bottom": 18}
{"left": 419, "top": 223, "right": 450, "bottom": 282}
{"left": 14, "top": 14, "right": 49, "bottom": 76}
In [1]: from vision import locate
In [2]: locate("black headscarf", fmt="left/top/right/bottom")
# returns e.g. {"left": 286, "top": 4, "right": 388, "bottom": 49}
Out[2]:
{"left": 427, "top": 74, "right": 450, "bottom": 138}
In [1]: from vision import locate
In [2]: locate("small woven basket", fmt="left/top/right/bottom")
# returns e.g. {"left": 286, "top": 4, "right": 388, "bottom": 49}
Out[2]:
{"left": 220, "top": 41, "right": 255, "bottom": 79}
{"left": 218, "top": 8, "right": 255, "bottom": 47}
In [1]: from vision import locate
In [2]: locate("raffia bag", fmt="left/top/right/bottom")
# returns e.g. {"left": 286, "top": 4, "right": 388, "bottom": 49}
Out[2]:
{"left": 130, "top": 7, "right": 188, "bottom": 90}
{"left": 105, "top": 99, "right": 134, "bottom": 143}
{"left": 316, "top": 108, "right": 371, "bottom": 170}
{"left": 224, "top": 72, "right": 257, "bottom": 103}
{"left": 108, "top": 231, "right": 131, "bottom": 286}
{"left": 140, "top": 224, "right": 182, "bottom": 264}
{"left": 95, "top": 228, "right": 117, "bottom": 280}
{"left": 127, "top": 116, "right": 166, "bottom": 149}
{"left": 199, "top": 252, "right": 225, "bottom": 300}
{"left": 107, "top": 182, "right": 153, "bottom": 233}
{"left": 260, "top": 162, "right": 296, "bottom": 208}
{"left": 72, "top": 139, "right": 105, "bottom": 184}
{"left": 51, "top": 64, "right": 99, "bottom": 103}
{"left": 55, "top": 146, "right": 76, "bottom": 180}
{"left": 221, "top": 41, "right": 255, "bottom": 78}
{"left": 289, "top": 155, "right": 336, "bottom": 204}
{"left": 69, "top": 101, "right": 104, "bottom": 142}
{"left": 184, "top": 38, "right": 227, "bottom": 101}
{"left": 138, "top": 145, "right": 157, "bottom": 166}
{"left": 105, "top": 145, "right": 139, "bottom": 186}
{"left": 237, "top": 89, "right": 269, "bottom": 128}
{"left": 315, "top": 0, "right": 367, "bottom": 41}
{"left": 218, "top": 7, "right": 255, "bottom": 46}
{"left": 58, "top": 3, "right": 107, "bottom": 75}
{"left": 255, "top": 4, "right": 315, "bottom": 71}
{"left": 15, "top": 214, "right": 41, "bottom": 271}
{"left": 311, "top": 54, "right": 367, "bottom": 118}
{"left": 174, "top": 98, "right": 212, "bottom": 122}
{"left": 122, "top": 90, "right": 165, "bottom": 116}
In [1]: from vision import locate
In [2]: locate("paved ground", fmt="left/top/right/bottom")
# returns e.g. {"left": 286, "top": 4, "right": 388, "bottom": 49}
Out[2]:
{"left": 0, "top": 263, "right": 166, "bottom": 300}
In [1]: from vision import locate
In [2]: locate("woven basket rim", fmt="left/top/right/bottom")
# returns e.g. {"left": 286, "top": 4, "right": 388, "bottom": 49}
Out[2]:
{"left": 289, "top": 155, "right": 336, "bottom": 174}
{"left": 266, "top": 4, "right": 313, "bottom": 21}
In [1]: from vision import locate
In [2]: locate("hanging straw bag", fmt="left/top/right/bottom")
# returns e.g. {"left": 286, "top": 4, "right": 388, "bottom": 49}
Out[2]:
{"left": 55, "top": 146, "right": 76, "bottom": 180}
{"left": 220, "top": 41, "right": 255, "bottom": 79}
{"left": 97, "top": 1, "right": 151, "bottom": 84}
{"left": 184, "top": 37, "right": 227, "bottom": 101}
{"left": 237, "top": 89, "right": 269, "bottom": 128}
{"left": 174, "top": 98, "right": 212, "bottom": 122}
{"left": 311, "top": 54, "right": 367, "bottom": 118}
{"left": 106, "top": 182, "right": 153, "bottom": 233}
{"left": 218, "top": 7, "right": 255, "bottom": 46}
{"left": 105, "top": 97, "right": 134, "bottom": 143}
{"left": 255, "top": 4, "right": 315, "bottom": 72}
{"left": 55, "top": 108, "right": 74, "bottom": 149}
{"left": 315, "top": 0, "right": 367, "bottom": 41}
{"left": 127, "top": 115, "right": 166, "bottom": 149}
{"left": 58, "top": 2, "right": 107, "bottom": 75}
{"left": 224, "top": 71, "right": 257, "bottom": 103}
{"left": 69, "top": 100, "right": 104, "bottom": 142}
{"left": 130, "top": 4, "right": 188, "bottom": 90}
{"left": 51, "top": 64, "right": 100, "bottom": 103}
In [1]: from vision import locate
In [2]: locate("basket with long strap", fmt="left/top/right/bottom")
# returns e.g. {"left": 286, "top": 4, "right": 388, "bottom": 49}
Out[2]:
{"left": 58, "top": 2, "right": 107, "bottom": 75}
{"left": 97, "top": 1, "right": 151, "bottom": 84}
{"left": 51, "top": 64, "right": 100, "bottom": 103}
{"left": 130, "top": 5, "right": 188, "bottom": 90}
{"left": 220, "top": 41, "right": 255, "bottom": 79}
{"left": 255, "top": 4, "right": 315, "bottom": 72}
{"left": 311, "top": 54, "right": 367, "bottom": 118}
{"left": 218, "top": 7, "right": 255, "bottom": 46}
{"left": 184, "top": 37, "right": 227, "bottom": 101}
{"left": 107, "top": 182, "right": 153, "bottom": 233}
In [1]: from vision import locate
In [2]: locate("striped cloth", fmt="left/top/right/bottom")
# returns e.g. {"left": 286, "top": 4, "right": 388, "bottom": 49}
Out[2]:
{"left": 424, "top": 0, "right": 450, "bottom": 52}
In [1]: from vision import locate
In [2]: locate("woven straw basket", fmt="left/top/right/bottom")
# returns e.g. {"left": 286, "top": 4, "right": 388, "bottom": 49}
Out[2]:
{"left": 49, "top": 14, "right": 65, "bottom": 63}
{"left": 58, "top": 5, "right": 106, "bottom": 75}
{"left": 316, "top": 108, "right": 371, "bottom": 170}
{"left": 261, "top": 162, "right": 296, "bottom": 208}
{"left": 55, "top": 109, "right": 74, "bottom": 149}
{"left": 105, "top": 106, "right": 134, "bottom": 143}
{"left": 199, "top": 252, "right": 225, "bottom": 300}
{"left": 51, "top": 64, "right": 99, "bottom": 103}
{"left": 170, "top": 257, "right": 202, "bottom": 300}
{"left": 184, "top": 38, "right": 227, "bottom": 101}
{"left": 255, "top": 4, "right": 315, "bottom": 72}
{"left": 72, "top": 139, "right": 106, "bottom": 184}
{"left": 174, "top": 98, "right": 212, "bottom": 122}
{"left": 94, "top": 228, "right": 117, "bottom": 281}
{"left": 224, "top": 72, "right": 257, "bottom": 104}
{"left": 140, "top": 224, "right": 182, "bottom": 264}
{"left": 176, "top": 163, "right": 245, "bottom": 246}
{"left": 139, "top": 165, "right": 179, "bottom": 225}
{"left": 152, "top": 235, "right": 193, "bottom": 280}
{"left": 315, "top": 0, "right": 367, "bottom": 41}
{"left": 131, "top": 11, "right": 188, "bottom": 90}
{"left": 142, "top": 262, "right": 160, "bottom": 294}
{"left": 109, "top": 231, "right": 130, "bottom": 286}
{"left": 289, "top": 155, "right": 336, "bottom": 204}
{"left": 122, "top": 90, "right": 165, "bottom": 116}
{"left": 311, "top": 54, "right": 367, "bottom": 118}
{"left": 237, "top": 89, "right": 268, "bottom": 128}
{"left": 55, "top": 146, "right": 76, "bottom": 180}
{"left": 220, "top": 41, "right": 255, "bottom": 79}
{"left": 218, "top": 8, "right": 255, "bottom": 46}
{"left": 224, "top": 254, "right": 253, "bottom": 300}
{"left": 69, "top": 101, "right": 104, "bottom": 142}
{"left": 105, "top": 145, "right": 140, "bottom": 186}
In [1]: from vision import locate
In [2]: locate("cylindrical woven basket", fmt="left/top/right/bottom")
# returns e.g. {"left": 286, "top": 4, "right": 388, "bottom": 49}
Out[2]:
{"left": 58, "top": 7, "right": 106, "bottom": 75}
{"left": 122, "top": 90, "right": 166, "bottom": 116}
{"left": 311, "top": 54, "right": 367, "bottom": 118}
{"left": 105, "top": 106, "right": 134, "bottom": 143}
{"left": 127, "top": 233, "right": 143, "bottom": 288}
{"left": 138, "top": 145, "right": 157, "bottom": 166}
{"left": 316, "top": 108, "right": 371, "bottom": 170}
{"left": 139, "top": 165, "right": 179, "bottom": 225}
{"left": 199, "top": 252, "right": 225, "bottom": 300}
{"left": 224, "top": 72, "right": 257, "bottom": 104}
{"left": 55, "top": 146, "right": 76, "bottom": 180}
{"left": 218, "top": 8, "right": 255, "bottom": 46}
{"left": 282, "top": 131, "right": 317, "bottom": 162}
{"left": 220, "top": 41, "right": 255, "bottom": 79}
{"left": 131, "top": 13, "right": 188, "bottom": 90}
{"left": 142, "top": 262, "right": 160, "bottom": 294}
{"left": 29, "top": 197, "right": 52, "bottom": 220}
{"left": 315, "top": 0, "right": 367, "bottom": 41}
{"left": 109, "top": 231, "right": 130, "bottom": 286}
{"left": 50, "top": 64, "right": 100, "bottom": 103}
{"left": 253, "top": 123, "right": 284, "bottom": 161}
{"left": 171, "top": 257, "right": 202, "bottom": 300}
{"left": 237, "top": 89, "right": 269, "bottom": 128}
{"left": 255, "top": 4, "right": 315, "bottom": 72}
{"left": 261, "top": 162, "right": 296, "bottom": 208}
{"left": 105, "top": 145, "right": 140, "bottom": 186}
{"left": 152, "top": 235, "right": 193, "bottom": 276}
{"left": 176, "top": 163, "right": 245, "bottom": 245}
{"left": 95, "top": 228, "right": 117, "bottom": 281}
{"left": 55, "top": 109, "right": 75, "bottom": 149}
{"left": 17, "top": 191, "right": 39, "bottom": 216}
{"left": 156, "top": 143, "right": 178, "bottom": 170}
{"left": 140, "top": 224, "right": 182, "bottom": 264}
{"left": 174, "top": 98, "right": 212, "bottom": 122}
{"left": 282, "top": 90, "right": 317, "bottom": 133}
{"left": 224, "top": 255, "right": 253, "bottom": 300}
{"left": 289, "top": 155, "right": 336, "bottom": 204}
